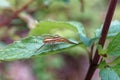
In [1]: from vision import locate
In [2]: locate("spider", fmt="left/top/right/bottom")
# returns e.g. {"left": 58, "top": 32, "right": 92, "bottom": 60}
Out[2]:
{"left": 35, "top": 35, "right": 77, "bottom": 52}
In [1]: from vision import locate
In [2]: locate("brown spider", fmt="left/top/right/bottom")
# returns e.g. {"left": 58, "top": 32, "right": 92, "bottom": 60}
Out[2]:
{"left": 35, "top": 35, "right": 77, "bottom": 52}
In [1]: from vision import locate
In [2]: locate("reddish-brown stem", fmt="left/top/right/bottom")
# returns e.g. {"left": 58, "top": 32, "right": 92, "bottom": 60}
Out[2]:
{"left": 85, "top": 0, "right": 118, "bottom": 80}
{"left": 0, "top": 0, "right": 33, "bottom": 27}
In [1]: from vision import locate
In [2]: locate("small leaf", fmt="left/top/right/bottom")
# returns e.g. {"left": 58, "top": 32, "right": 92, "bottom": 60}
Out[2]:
{"left": 106, "top": 57, "right": 120, "bottom": 77}
{"left": 29, "top": 21, "right": 78, "bottom": 38}
{"left": 68, "top": 21, "right": 91, "bottom": 46}
{"left": 96, "top": 20, "right": 120, "bottom": 38}
{"left": 88, "top": 20, "right": 120, "bottom": 46}
{"left": 100, "top": 68, "right": 120, "bottom": 80}
{"left": 107, "top": 57, "right": 120, "bottom": 77}
{"left": 97, "top": 45, "right": 107, "bottom": 56}
{"left": 107, "top": 32, "right": 120, "bottom": 57}
{"left": 0, "top": 36, "right": 79, "bottom": 61}
{"left": 109, "top": 56, "right": 120, "bottom": 66}
{"left": 112, "top": 64, "right": 120, "bottom": 77}
{"left": 29, "top": 20, "right": 91, "bottom": 46}
{"left": 98, "top": 61, "right": 107, "bottom": 69}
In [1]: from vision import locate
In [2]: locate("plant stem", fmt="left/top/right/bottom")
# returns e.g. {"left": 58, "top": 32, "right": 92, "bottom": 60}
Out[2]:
{"left": 85, "top": 0, "right": 118, "bottom": 80}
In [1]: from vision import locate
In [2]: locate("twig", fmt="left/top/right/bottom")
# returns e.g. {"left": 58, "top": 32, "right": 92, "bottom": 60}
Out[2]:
{"left": 85, "top": 0, "right": 118, "bottom": 80}
{"left": 0, "top": 0, "right": 33, "bottom": 27}
{"left": 19, "top": 12, "right": 36, "bottom": 29}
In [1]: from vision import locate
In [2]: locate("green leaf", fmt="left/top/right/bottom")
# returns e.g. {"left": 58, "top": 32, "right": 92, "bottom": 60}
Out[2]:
{"left": 68, "top": 21, "right": 91, "bottom": 46}
{"left": 100, "top": 68, "right": 120, "bottom": 80}
{"left": 106, "top": 57, "right": 120, "bottom": 77}
{"left": 109, "top": 56, "right": 120, "bottom": 66}
{"left": 96, "top": 20, "right": 120, "bottom": 38}
{"left": 98, "top": 61, "right": 107, "bottom": 69}
{"left": 29, "top": 21, "right": 78, "bottom": 37}
{"left": 112, "top": 64, "right": 120, "bottom": 77}
{"left": 107, "top": 57, "right": 120, "bottom": 77}
{"left": 0, "top": 36, "right": 79, "bottom": 61}
{"left": 0, "top": 0, "right": 11, "bottom": 8}
{"left": 107, "top": 32, "right": 120, "bottom": 57}
{"left": 29, "top": 20, "right": 91, "bottom": 46}
{"left": 97, "top": 45, "right": 107, "bottom": 56}
{"left": 87, "top": 20, "right": 120, "bottom": 46}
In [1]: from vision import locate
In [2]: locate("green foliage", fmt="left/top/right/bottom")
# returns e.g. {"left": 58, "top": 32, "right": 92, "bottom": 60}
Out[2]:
{"left": 106, "top": 57, "right": 120, "bottom": 77}
{"left": 29, "top": 21, "right": 92, "bottom": 46}
{"left": 98, "top": 61, "right": 107, "bottom": 69}
{"left": 109, "top": 56, "right": 120, "bottom": 66}
{"left": 107, "top": 32, "right": 120, "bottom": 57}
{"left": 0, "top": 35, "right": 79, "bottom": 61}
{"left": 96, "top": 20, "right": 120, "bottom": 38}
{"left": 0, "top": 0, "right": 120, "bottom": 79}
{"left": 78, "top": 20, "right": 120, "bottom": 47}
{"left": 29, "top": 21, "right": 78, "bottom": 37}
{"left": 0, "top": 20, "right": 91, "bottom": 61}
{"left": 94, "top": 20, "right": 120, "bottom": 48}
{"left": 100, "top": 68, "right": 120, "bottom": 80}
{"left": 99, "top": 32, "right": 120, "bottom": 79}
{"left": 98, "top": 45, "right": 107, "bottom": 56}
{"left": 68, "top": 21, "right": 90, "bottom": 46}
{"left": 112, "top": 64, "right": 120, "bottom": 77}
{"left": 1, "top": 20, "right": 120, "bottom": 62}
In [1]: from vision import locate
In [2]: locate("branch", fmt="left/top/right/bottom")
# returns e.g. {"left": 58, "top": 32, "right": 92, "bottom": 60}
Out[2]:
{"left": 0, "top": 0, "right": 33, "bottom": 27}
{"left": 85, "top": 0, "right": 118, "bottom": 80}
{"left": 19, "top": 12, "right": 36, "bottom": 29}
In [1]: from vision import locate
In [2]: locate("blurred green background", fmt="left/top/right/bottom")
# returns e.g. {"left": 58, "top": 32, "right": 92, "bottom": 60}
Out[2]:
{"left": 0, "top": 0, "right": 120, "bottom": 80}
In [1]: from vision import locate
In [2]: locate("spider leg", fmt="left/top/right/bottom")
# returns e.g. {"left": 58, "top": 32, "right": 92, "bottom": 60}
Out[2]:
{"left": 35, "top": 43, "right": 46, "bottom": 52}
{"left": 50, "top": 41, "right": 55, "bottom": 50}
